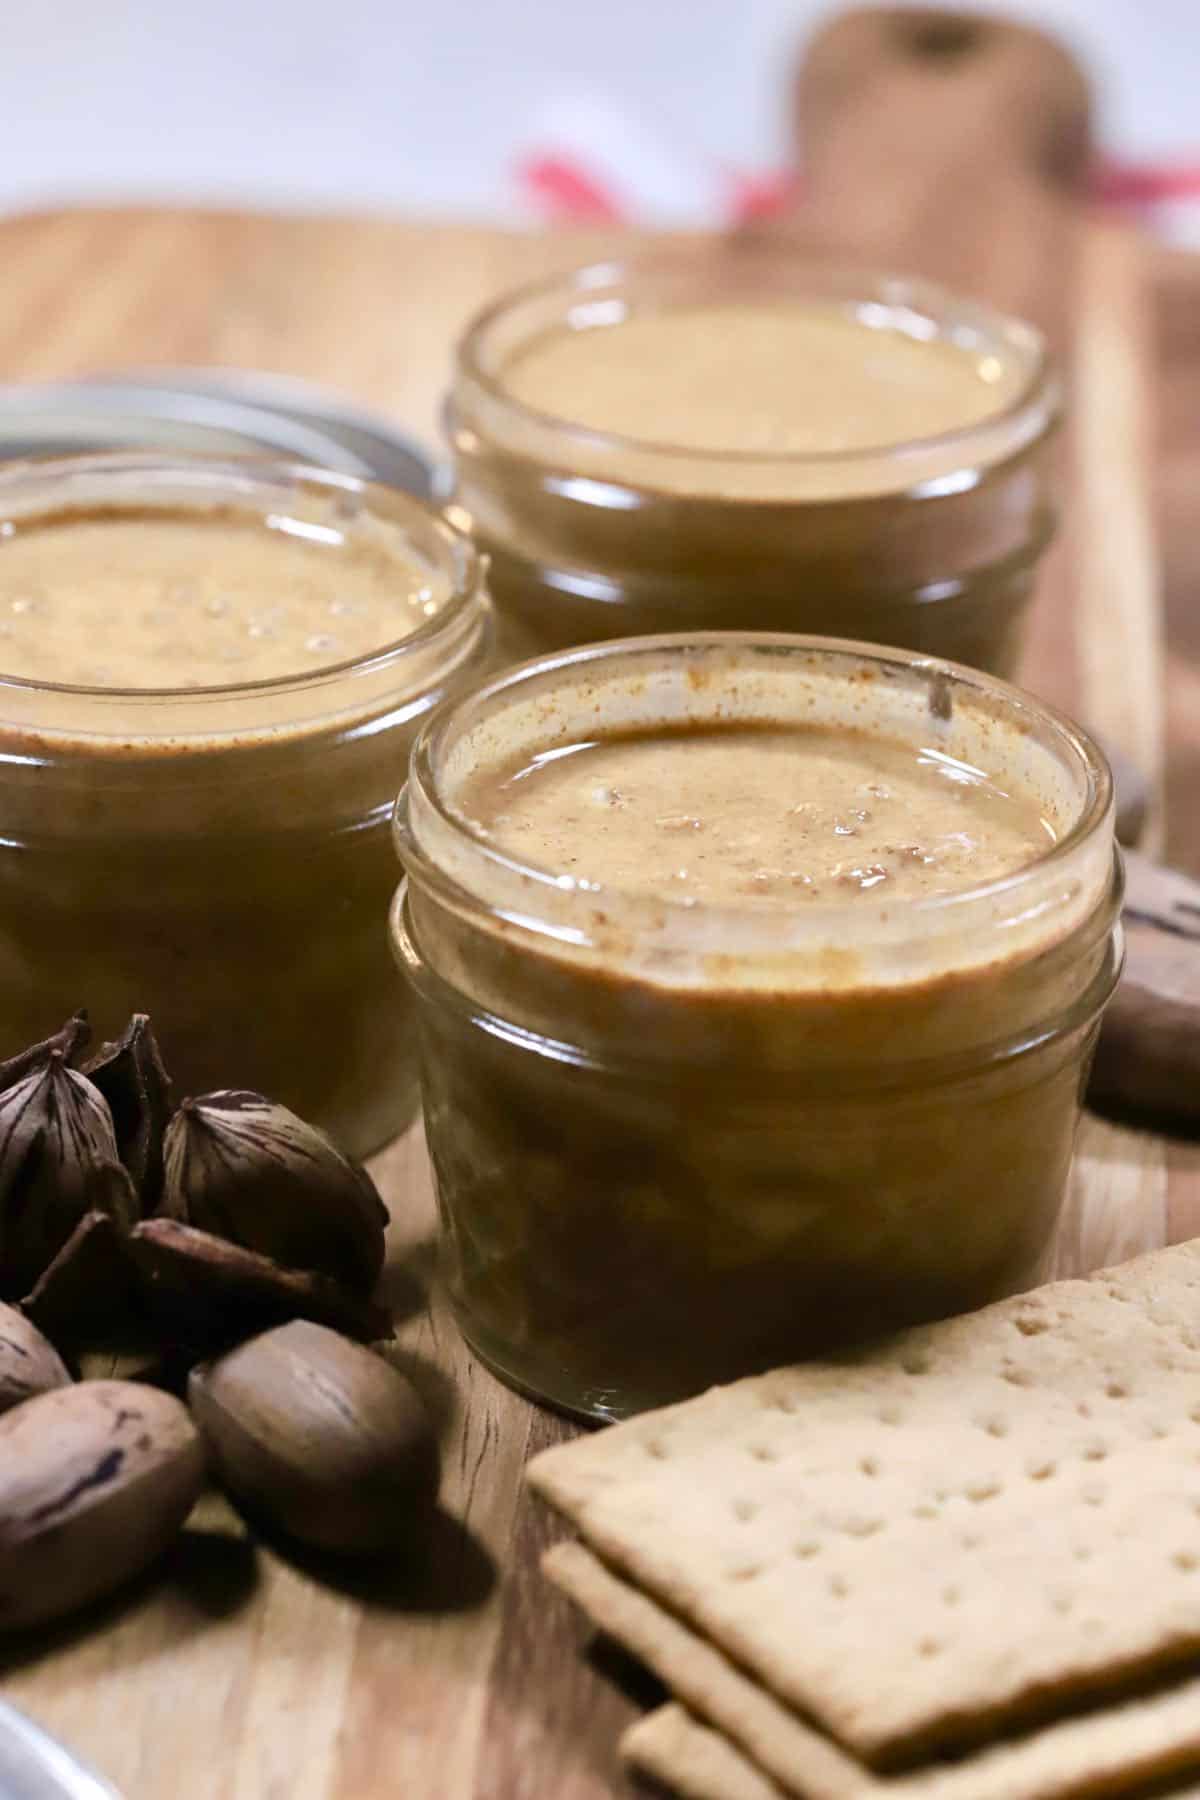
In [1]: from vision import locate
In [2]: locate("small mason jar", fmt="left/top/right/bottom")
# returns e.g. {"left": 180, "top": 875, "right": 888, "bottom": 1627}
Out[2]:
{"left": 0, "top": 454, "right": 492, "bottom": 1159}
{"left": 393, "top": 633, "right": 1121, "bottom": 1420}
{"left": 447, "top": 257, "right": 1060, "bottom": 676}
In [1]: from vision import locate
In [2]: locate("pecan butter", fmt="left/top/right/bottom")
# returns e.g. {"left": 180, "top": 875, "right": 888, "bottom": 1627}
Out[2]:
{"left": 395, "top": 634, "right": 1119, "bottom": 1418}
{"left": 0, "top": 455, "right": 492, "bottom": 1157}
{"left": 449, "top": 258, "right": 1059, "bottom": 675}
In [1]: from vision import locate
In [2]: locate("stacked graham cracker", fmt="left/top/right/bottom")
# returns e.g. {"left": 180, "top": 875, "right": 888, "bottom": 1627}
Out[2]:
{"left": 529, "top": 1242, "right": 1200, "bottom": 1799}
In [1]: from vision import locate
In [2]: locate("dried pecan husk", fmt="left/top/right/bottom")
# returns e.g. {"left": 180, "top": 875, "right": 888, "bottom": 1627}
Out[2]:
{"left": 84, "top": 1014, "right": 174, "bottom": 1209}
{"left": 127, "top": 1218, "right": 392, "bottom": 1350}
{"left": 161, "top": 1091, "right": 388, "bottom": 1295}
{"left": 0, "top": 1011, "right": 91, "bottom": 1094}
{"left": 21, "top": 1203, "right": 142, "bottom": 1348}
{"left": 0, "top": 1056, "right": 132, "bottom": 1299}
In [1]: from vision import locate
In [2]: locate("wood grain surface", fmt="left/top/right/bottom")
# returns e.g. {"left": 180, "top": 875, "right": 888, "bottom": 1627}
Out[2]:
{"left": 0, "top": 206, "right": 1195, "bottom": 1798}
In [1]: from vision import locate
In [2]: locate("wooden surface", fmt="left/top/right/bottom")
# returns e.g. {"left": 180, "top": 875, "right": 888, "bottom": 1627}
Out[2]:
{"left": 0, "top": 207, "right": 1197, "bottom": 1798}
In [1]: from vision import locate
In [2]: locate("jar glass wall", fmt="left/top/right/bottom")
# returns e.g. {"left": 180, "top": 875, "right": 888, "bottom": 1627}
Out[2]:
{"left": 394, "top": 634, "right": 1120, "bottom": 1420}
{"left": 449, "top": 258, "right": 1060, "bottom": 676}
{"left": 0, "top": 454, "right": 492, "bottom": 1158}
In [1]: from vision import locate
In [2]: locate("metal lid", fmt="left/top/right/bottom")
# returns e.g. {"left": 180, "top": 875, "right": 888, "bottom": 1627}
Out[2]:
{"left": 0, "top": 370, "right": 436, "bottom": 497}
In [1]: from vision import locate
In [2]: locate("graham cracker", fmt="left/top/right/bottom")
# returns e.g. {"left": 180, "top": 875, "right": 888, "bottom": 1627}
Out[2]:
{"left": 621, "top": 1706, "right": 1200, "bottom": 1800}
{"left": 530, "top": 1241, "right": 1200, "bottom": 1763}
{"left": 547, "top": 1540, "right": 854, "bottom": 1796}
{"left": 548, "top": 1541, "right": 1200, "bottom": 1800}
{"left": 622, "top": 1704, "right": 786, "bottom": 1800}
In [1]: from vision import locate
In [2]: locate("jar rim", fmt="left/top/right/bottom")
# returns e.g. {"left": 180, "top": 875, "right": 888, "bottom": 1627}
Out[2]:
{"left": 454, "top": 254, "right": 1059, "bottom": 484}
{"left": 397, "top": 631, "right": 1114, "bottom": 978}
{"left": 0, "top": 451, "right": 485, "bottom": 704}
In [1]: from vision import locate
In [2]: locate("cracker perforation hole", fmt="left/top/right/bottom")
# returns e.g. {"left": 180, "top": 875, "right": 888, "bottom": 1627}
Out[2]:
{"left": 859, "top": 1456, "right": 881, "bottom": 1477}
{"left": 732, "top": 1498, "right": 758, "bottom": 1524}
{"left": 966, "top": 1478, "right": 1002, "bottom": 1503}
{"left": 1015, "top": 1315, "right": 1049, "bottom": 1337}
{"left": 731, "top": 1562, "right": 763, "bottom": 1582}
{"left": 1082, "top": 1443, "right": 1109, "bottom": 1462}
{"left": 901, "top": 1353, "right": 931, "bottom": 1376}
{"left": 1175, "top": 1551, "right": 1199, "bottom": 1573}
{"left": 793, "top": 1540, "right": 820, "bottom": 1560}
{"left": 645, "top": 1438, "right": 669, "bottom": 1461}
{"left": 1105, "top": 1382, "right": 1129, "bottom": 1400}
{"left": 1002, "top": 1365, "right": 1033, "bottom": 1388}
{"left": 1028, "top": 1459, "right": 1057, "bottom": 1481}
{"left": 829, "top": 1574, "right": 850, "bottom": 1600}
{"left": 918, "top": 1637, "right": 942, "bottom": 1658}
{"left": 977, "top": 1415, "right": 1009, "bottom": 1439}
{"left": 878, "top": 1403, "right": 904, "bottom": 1426}
{"left": 941, "top": 1585, "right": 961, "bottom": 1607}
{"left": 748, "top": 1442, "right": 779, "bottom": 1464}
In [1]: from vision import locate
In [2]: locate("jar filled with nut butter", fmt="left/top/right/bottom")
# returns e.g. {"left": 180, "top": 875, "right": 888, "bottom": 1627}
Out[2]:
{"left": 394, "top": 633, "right": 1120, "bottom": 1420}
{"left": 447, "top": 257, "right": 1060, "bottom": 676}
{"left": 0, "top": 453, "right": 493, "bottom": 1158}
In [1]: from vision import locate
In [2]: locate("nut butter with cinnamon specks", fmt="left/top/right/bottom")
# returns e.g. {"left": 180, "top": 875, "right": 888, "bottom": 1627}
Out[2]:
{"left": 0, "top": 455, "right": 492, "bottom": 1157}
{"left": 395, "top": 634, "right": 1119, "bottom": 1419}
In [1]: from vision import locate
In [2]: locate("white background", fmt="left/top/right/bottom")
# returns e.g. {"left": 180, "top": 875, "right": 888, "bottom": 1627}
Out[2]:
{"left": 3, "top": 0, "right": 1197, "bottom": 219}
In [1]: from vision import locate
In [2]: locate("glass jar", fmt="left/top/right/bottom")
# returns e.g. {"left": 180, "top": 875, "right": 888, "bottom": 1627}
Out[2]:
{"left": 448, "top": 258, "right": 1060, "bottom": 677}
{"left": 0, "top": 454, "right": 492, "bottom": 1159}
{"left": 394, "top": 633, "right": 1120, "bottom": 1420}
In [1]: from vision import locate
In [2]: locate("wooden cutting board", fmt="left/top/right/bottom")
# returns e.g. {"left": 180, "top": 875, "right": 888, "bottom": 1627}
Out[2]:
{"left": 0, "top": 204, "right": 1197, "bottom": 1798}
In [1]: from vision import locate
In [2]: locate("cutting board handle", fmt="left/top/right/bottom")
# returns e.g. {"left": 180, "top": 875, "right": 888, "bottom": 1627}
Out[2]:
{"left": 1091, "top": 853, "right": 1200, "bottom": 1124}
{"left": 771, "top": 5, "right": 1093, "bottom": 329}
{"left": 797, "top": 6, "right": 1093, "bottom": 188}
